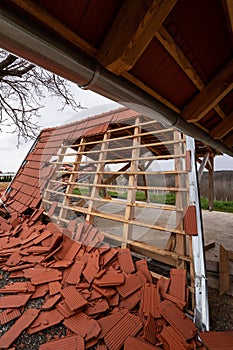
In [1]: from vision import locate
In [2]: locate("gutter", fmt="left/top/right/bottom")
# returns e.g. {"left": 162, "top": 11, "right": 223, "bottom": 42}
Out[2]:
{"left": 0, "top": 4, "right": 232, "bottom": 157}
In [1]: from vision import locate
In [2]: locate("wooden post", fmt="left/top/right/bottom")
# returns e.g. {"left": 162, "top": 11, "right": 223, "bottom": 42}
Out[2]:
{"left": 59, "top": 138, "right": 85, "bottom": 221}
{"left": 174, "top": 131, "right": 186, "bottom": 267}
{"left": 86, "top": 132, "right": 110, "bottom": 224}
{"left": 208, "top": 156, "right": 214, "bottom": 211}
{"left": 122, "top": 117, "right": 141, "bottom": 248}
{"left": 219, "top": 245, "right": 229, "bottom": 295}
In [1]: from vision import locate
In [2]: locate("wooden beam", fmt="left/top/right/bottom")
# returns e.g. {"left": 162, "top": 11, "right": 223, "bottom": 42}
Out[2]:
{"left": 10, "top": 0, "right": 97, "bottom": 57}
{"left": 208, "top": 156, "right": 214, "bottom": 211}
{"left": 155, "top": 26, "right": 226, "bottom": 120}
{"left": 210, "top": 111, "right": 233, "bottom": 139}
{"left": 219, "top": 245, "right": 229, "bottom": 295}
{"left": 155, "top": 26, "right": 204, "bottom": 90}
{"left": 97, "top": 0, "right": 177, "bottom": 75}
{"left": 182, "top": 59, "right": 233, "bottom": 122}
{"left": 222, "top": 0, "right": 233, "bottom": 41}
{"left": 198, "top": 152, "right": 210, "bottom": 180}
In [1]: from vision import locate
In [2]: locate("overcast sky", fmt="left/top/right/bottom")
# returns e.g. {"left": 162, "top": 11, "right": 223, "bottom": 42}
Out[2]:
{"left": 1, "top": 84, "right": 233, "bottom": 173}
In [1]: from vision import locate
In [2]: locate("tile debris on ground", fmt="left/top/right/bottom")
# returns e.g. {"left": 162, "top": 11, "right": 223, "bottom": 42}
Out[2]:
{"left": 0, "top": 210, "right": 232, "bottom": 349}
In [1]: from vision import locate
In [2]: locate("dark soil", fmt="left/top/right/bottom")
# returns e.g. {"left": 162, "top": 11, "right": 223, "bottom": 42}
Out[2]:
{"left": 208, "top": 287, "right": 233, "bottom": 331}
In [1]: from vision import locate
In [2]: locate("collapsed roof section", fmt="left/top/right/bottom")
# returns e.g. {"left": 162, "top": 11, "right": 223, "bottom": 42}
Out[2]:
{"left": 3, "top": 107, "right": 209, "bottom": 329}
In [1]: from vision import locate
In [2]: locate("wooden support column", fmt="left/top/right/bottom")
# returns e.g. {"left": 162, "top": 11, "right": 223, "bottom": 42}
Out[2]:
{"left": 174, "top": 131, "right": 186, "bottom": 267}
{"left": 208, "top": 156, "right": 214, "bottom": 211}
{"left": 122, "top": 117, "right": 141, "bottom": 248}
{"left": 43, "top": 144, "right": 67, "bottom": 214}
{"left": 86, "top": 132, "right": 110, "bottom": 224}
{"left": 59, "top": 138, "right": 85, "bottom": 221}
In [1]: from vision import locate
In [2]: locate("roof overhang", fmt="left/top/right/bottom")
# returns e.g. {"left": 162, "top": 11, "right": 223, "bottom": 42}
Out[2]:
{"left": 0, "top": 0, "right": 232, "bottom": 156}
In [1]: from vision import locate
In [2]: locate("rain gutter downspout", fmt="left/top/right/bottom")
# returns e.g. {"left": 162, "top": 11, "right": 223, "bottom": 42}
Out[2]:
{"left": 0, "top": 4, "right": 232, "bottom": 157}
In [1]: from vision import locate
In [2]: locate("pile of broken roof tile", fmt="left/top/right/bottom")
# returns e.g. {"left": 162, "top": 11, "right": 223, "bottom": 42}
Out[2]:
{"left": 0, "top": 209, "right": 229, "bottom": 349}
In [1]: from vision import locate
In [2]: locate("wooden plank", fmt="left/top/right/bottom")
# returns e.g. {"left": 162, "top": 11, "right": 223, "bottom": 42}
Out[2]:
{"left": 122, "top": 117, "right": 141, "bottom": 247}
{"left": 204, "top": 242, "right": 215, "bottom": 251}
{"left": 198, "top": 152, "right": 210, "bottom": 180}
{"left": 97, "top": 0, "right": 177, "bottom": 74}
{"left": 10, "top": 0, "right": 97, "bottom": 57}
{"left": 222, "top": 0, "right": 233, "bottom": 40}
{"left": 155, "top": 26, "right": 204, "bottom": 90}
{"left": 155, "top": 26, "right": 226, "bottom": 121}
{"left": 86, "top": 132, "right": 110, "bottom": 223}
{"left": 208, "top": 156, "right": 214, "bottom": 211}
{"left": 123, "top": 71, "right": 180, "bottom": 113}
{"left": 219, "top": 245, "right": 229, "bottom": 295}
{"left": 210, "top": 111, "right": 233, "bottom": 139}
{"left": 181, "top": 59, "right": 233, "bottom": 122}
{"left": 173, "top": 131, "right": 186, "bottom": 263}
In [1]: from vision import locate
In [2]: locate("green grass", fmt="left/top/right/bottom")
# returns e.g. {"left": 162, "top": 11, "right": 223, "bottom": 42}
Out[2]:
{"left": 200, "top": 197, "right": 233, "bottom": 213}
{"left": 73, "top": 187, "right": 233, "bottom": 213}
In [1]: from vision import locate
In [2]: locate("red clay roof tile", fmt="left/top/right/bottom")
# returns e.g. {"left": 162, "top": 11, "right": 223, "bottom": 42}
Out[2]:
{"left": 62, "top": 241, "right": 82, "bottom": 261}
{"left": 96, "top": 345, "right": 108, "bottom": 350}
{"left": 0, "top": 308, "right": 21, "bottom": 325}
{"left": 0, "top": 308, "right": 39, "bottom": 349}
{"left": 63, "top": 312, "right": 101, "bottom": 341}
{"left": 0, "top": 293, "right": 31, "bottom": 308}
{"left": 117, "top": 248, "right": 135, "bottom": 274}
{"left": 66, "top": 260, "right": 85, "bottom": 284}
{"left": 0, "top": 281, "right": 35, "bottom": 294}
{"left": 100, "top": 247, "right": 118, "bottom": 267}
{"left": 124, "top": 336, "right": 159, "bottom": 349}
{"left": 5, "top": 251, "right": 22, "bottom": 267}
{"left": 49, "top": 281, "right": 61, "bottom": 296}
{"left": 116, "top": 273, "right": 143, "bottom": 298}
{"left": 143, "top": 313, "right": 157, "bottom": 345}
{"left": 139, "top": 283, "right": 160, "bottom": 318}
{"left": 200, "top": 331, "right": 233, "bottom": 349}
{"left": 168, "top": 268, "right": 186, "bottom": 302}
{"left": 94, "top": 269, "right": 124, "bottom": 287}
{"left": 30, "top": 268, "right": 62, "bottom": 285}
{"left": 61, "top": 285, "right": 88, "bottom": 311}
{"left": 158, "top": 300, "right": 197, "bottom": 341}
{"left": 31, "top": 283, "right": 49, "bottom": 299}
{"left": 161, "top": 325, "right": 188, "bottom": 350}
{"left": 42, "top": 294, "right": 61, "bottom": 310}
{"left": 119, "top": 289, "right": 141, "bottom": 310}
{"left": 39, "top": 334, "right": 85, "bottom": 350}
{"left": 104, "top": 312, "right": 142, "bottom": 350}
{"left": 85, "top": 298, "right": 109, "bottom": 316}
{"left": 27, "top": 309, "right": 64, "bottom": 334}
{"left": 97, "top": 309, "right": 129, "bottom": 339}
{"left": 56, "top": 300, "right": 75, "bottom": 318}
{"left": 83, "top": 250, "right": 100, "bottom": 283}
{"left": 135, "top": 259, "right": 153, "bottom": 283}
{"left": 92, "top": 284, "right": 116, "bottom": 299}
{"left": 157, "top": 276, "right": 170, "bottom": 293}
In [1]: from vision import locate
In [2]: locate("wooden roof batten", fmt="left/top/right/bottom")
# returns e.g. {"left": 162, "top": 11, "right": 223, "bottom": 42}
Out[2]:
{"left": 0, "top": 0, "right": 232, "bottom": 156}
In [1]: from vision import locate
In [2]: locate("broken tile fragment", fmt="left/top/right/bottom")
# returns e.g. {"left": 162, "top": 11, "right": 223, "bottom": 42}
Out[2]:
{"left": 0, "top": 308, "right": 21, "bottom": 325}
{"left": 104, "top": 312, "right": 142, "bottom": 350}
{"left": 124, "top": 336, "right": 160, "bottom": 349}
{"left": 63, "top": 312, "right": 101, "bottom": 341}
{"left": 0, "top": 308, "right": 39, "bottom": 349}
{"left": 117, "top": 248, "right": 135, "bottom": 274}
{"left": 61, "top": 285, "right": 88, "bottom": 311}
{"left": 27, "top": 309, "right": 64, "bottom": 334}
{"left": 39, "top": 334, "right": 84, "bottom": 350}
{"left": 0, "top": 293, "right": 31, "bottom": 308}
{"left": 116, "top": 273, "right": 143, "bottom": 298}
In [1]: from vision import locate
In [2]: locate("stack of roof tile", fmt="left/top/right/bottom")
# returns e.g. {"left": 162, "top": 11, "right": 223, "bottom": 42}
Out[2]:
{"left": 0, "top": 210, "right": 230, "bottom": 349}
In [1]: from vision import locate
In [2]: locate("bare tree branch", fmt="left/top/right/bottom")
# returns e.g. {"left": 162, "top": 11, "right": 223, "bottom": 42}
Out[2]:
{"left": 0, "top": 49, "right": 84, "bottom": 144}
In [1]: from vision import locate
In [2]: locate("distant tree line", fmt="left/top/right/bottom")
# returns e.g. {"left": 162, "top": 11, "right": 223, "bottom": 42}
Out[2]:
{"left": 199, "top": 171, "right": 233, "bottom": 201}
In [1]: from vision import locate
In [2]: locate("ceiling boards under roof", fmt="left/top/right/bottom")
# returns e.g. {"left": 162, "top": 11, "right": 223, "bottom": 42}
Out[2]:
{"left": 0, "top": 0, "right": 232, "bottom": 156}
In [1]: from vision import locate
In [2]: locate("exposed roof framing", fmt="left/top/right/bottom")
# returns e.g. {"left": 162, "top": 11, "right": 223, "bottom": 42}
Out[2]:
{"left": 0, "top": 0, "right": 232, "bottom": 156}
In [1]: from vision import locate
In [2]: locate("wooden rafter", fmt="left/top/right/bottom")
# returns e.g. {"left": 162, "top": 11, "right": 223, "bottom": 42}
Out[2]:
{"left": 155, "top": 26, "right": 226, "bottom": 120}
{"left": 10, "top": 0, "right": 97, "bottom": 57}
{"left": 222, "top": 0, "right": 233, "bottom": 41}
{"left": 210, "top": 111, "right": 233, "bottom": 139}
{"left": 181, "top": 58, "right": 233, "bottom": 122}
{"left": 97, "top": 0, "right": 177, "bottom": 75}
